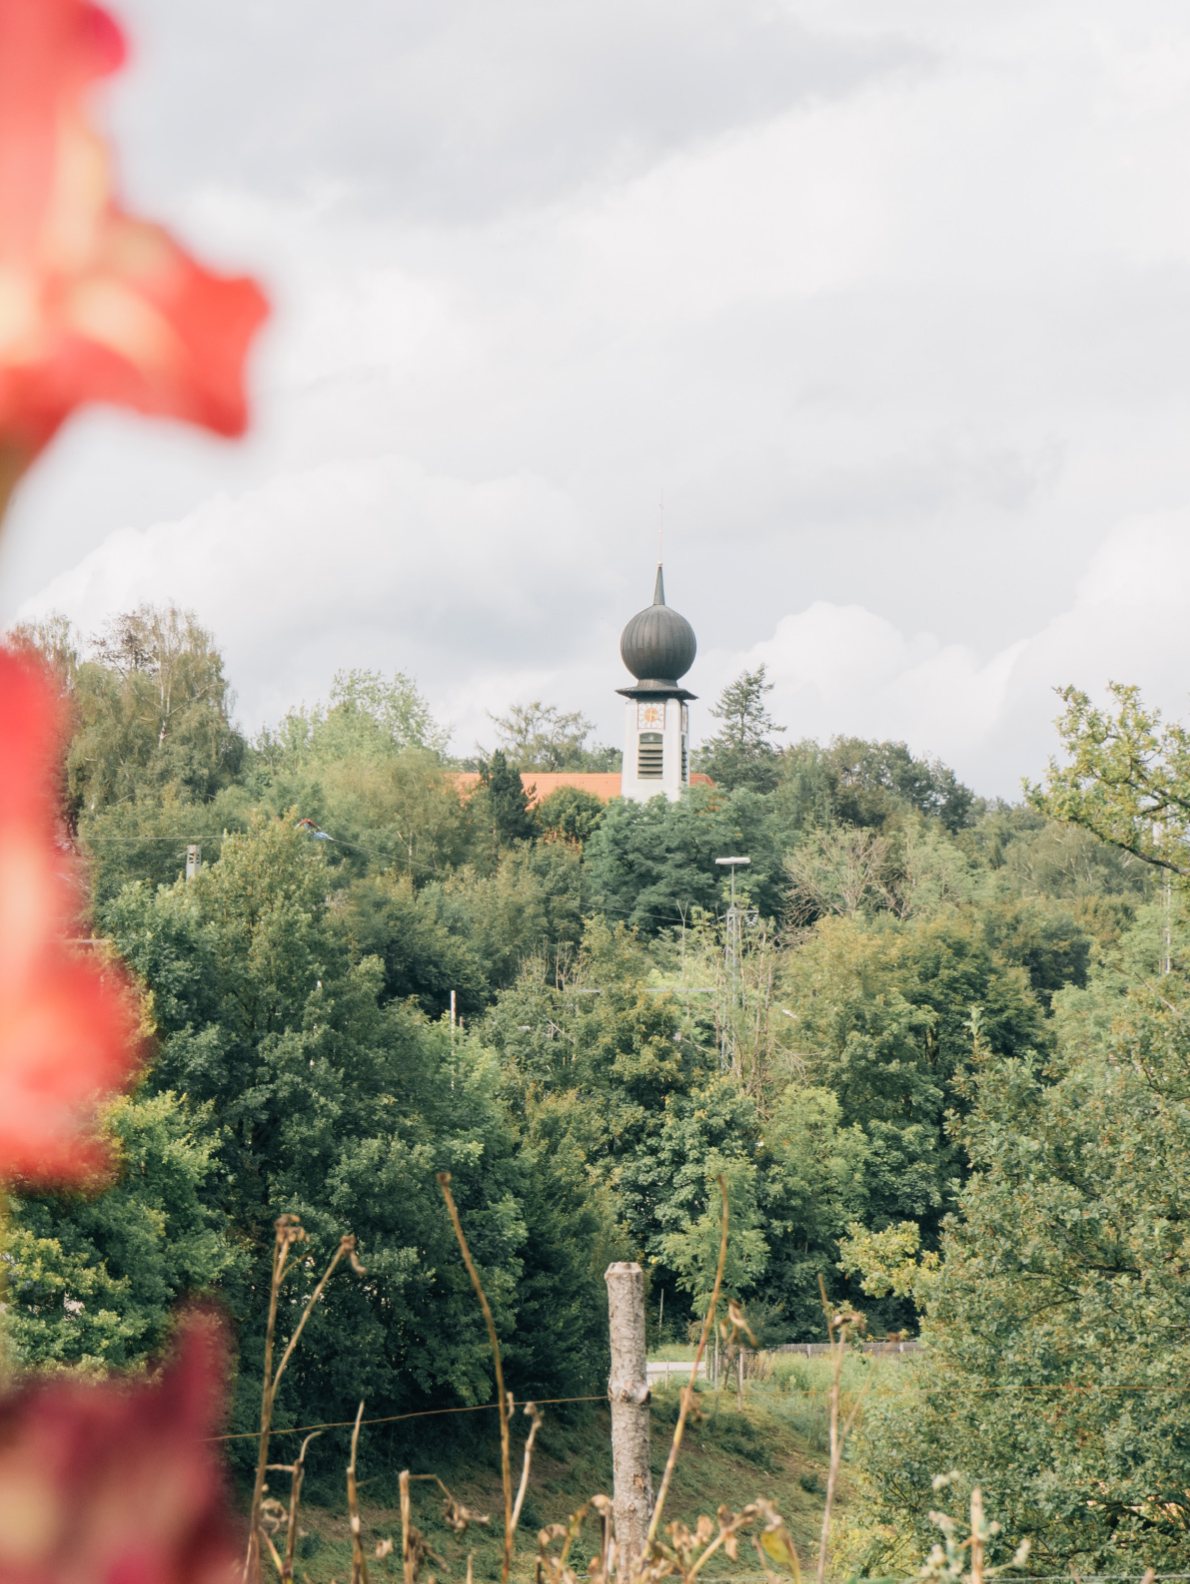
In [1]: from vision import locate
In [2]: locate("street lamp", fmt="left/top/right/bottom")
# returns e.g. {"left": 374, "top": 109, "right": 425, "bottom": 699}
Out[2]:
{"left": 714, "top": 854, "right": 750, "bottom": 909}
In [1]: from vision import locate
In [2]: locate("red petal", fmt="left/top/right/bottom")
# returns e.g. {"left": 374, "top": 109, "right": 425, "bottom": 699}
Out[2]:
{"left": 0, "top": 647, "right": 141, "bottom": 1188}
{"left": 0, "top": 649, "right": 64, "bottom": 828}
{"left": 0, "top": 226, "right": 270, "bottom": 454}
{"left": 80, "top": 4, "right": 127, "bottom": 77}
{"left": 0, "top": 1312, "right": 241, "bottom": 1581}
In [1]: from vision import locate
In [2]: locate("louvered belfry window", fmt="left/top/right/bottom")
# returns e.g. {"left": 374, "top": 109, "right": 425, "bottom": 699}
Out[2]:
{"left": 638, "top": 732, "right": 664, "bottom": 778}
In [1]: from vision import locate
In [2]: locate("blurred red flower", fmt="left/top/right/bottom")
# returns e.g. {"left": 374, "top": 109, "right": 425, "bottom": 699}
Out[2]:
{"left": 0, "top": 1311, "right": 241, "bottom": 1583}
{"left": 0, "top": 0, "right": 268, "bottom": 467}
{"left": 0, "top": 646, "right": 139, "bottom": 1185}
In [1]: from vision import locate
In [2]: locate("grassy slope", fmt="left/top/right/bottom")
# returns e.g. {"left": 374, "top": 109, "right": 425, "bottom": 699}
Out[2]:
{"left": 289, "top": 1354, "right": 884, "bottom": 1582}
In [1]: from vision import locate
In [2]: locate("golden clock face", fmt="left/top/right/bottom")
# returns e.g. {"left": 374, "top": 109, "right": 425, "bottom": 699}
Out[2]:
{"left": 637, "top": 702, "right": 665, "bottom": 730}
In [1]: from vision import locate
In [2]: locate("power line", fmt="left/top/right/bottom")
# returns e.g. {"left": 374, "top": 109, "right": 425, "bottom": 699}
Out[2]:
{"left": 207, "top": 1371, "right": 1190, "bottom": 1445}
{"left": 206, "top": 1392, "right": 606, "bottom": 1444}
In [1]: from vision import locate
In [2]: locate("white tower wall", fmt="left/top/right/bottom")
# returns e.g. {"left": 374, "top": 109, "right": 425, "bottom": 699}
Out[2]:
{"left": 620, "top": 696, "right": 689, "bottom": 804}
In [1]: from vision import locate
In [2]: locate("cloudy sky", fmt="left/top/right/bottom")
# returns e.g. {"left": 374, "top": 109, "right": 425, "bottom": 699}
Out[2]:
{"left": 4, "top": 0, "right": 1190, "bottom": 796}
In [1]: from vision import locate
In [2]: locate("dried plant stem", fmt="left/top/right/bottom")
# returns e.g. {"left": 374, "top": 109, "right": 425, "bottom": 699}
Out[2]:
{"left": 244, "top": 1222, "right": 359, "bottom": 1584}
{"left": 646, "top": 1174, "right": 729, "bottom": 1549}
{"left": 815, "top": 1275, "right": 864, "bottom": 1584}
{"left": 685, "top": 1512, "right": 754, "bottom": 1583}
{"left": 438, "top": 1172, "right": 514, "bottom": 1584}
{"left": 347, "top": 1401, "right": 369, "bottom": 1584}
{"left": 510, "top": 1403, "right": 543, "bottom": 1535}
{"left": 259, "top": 1528, "right": 285, "bottom": 1578}
{"left": 269, "top": 1235, "right": 357, "bottom": 1394}
{"left": 280, "top": 1431, "right": 321, "bottom": 1583}
{"left": 399, "top": 1470, "right": 414, "bottom": 1584}
{"left": 245, "top": 1224, "right": 291, "bottom": 1584}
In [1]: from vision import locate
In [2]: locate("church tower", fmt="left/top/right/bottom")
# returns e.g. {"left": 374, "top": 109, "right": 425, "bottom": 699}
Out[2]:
{"left": 617, "top": 565, "right": 697, "bottom": 803}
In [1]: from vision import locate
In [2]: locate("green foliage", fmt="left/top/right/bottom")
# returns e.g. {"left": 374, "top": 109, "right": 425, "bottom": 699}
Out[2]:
{"left": 583, "top": 784, "right": 784, "bottom": 932}
{"left": 785, "top": 818, "right": 988, "bottom": 927}
{"left": 781, "top": 737, "right": 976, "bottom": 835}
{"left": 94, "top": 817, "right": 607, "bottom": 1437}
{"left": 262, "top": 667, "right": 449, "bottom": 764}
{"left": 8, "top": 1091, "right": 237, "bottom": 1369}
{"left": 780, "top": 912, "right": 1045, "bottom": 1257}
{"left": 1031, "top": 682, "right": 1190, "bottom": 873}
{"left": 533, "top": 784, "right": 608, "bottom": 845}
{"left": 700, "top": 666, "right": 784, "bottom": 794}
{"left": 64, "top": 606, "right": 244, "bottom": 821}
{"left": 854, "top": 962, "right": 1190, "bottom": 1570}
{"left": 488, "top": 699, "right": 617, "bottom": 771}
{"left": 476, "top": 749, "right": 534, "bottom": 845}
{"left": 37, "top": 604, "right": 1184, "bottom": 1522}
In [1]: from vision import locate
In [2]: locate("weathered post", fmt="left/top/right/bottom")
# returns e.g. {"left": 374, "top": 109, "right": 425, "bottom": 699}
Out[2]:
{"left": 606, "top": 1262, "right": 652, "bottom": 1580}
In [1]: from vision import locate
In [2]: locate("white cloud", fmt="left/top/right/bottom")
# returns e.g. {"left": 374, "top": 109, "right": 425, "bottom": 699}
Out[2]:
{"left": 701, "top": 512, "right": 1190, "bottom": 797}
{"left": 6, "top": 1, "right": 1190, "bottom": 799}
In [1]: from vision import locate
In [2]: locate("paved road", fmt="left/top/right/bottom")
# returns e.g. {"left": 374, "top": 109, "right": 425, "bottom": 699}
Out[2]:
{"left": 645, "top": 1359, "right": 707, "bottom": 1383}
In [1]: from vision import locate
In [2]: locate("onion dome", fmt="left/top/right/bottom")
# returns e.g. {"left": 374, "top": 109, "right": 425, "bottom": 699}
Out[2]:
{"left": 620, "top": 565, "right": 697, "bottom": 689}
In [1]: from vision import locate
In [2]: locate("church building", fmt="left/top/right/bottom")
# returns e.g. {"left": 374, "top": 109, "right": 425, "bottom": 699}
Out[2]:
{"left": 617, "top": 564, "right": 698, "bottom": 803}
{"left": 453, "top": 565, "right": 706, "bottom": 806}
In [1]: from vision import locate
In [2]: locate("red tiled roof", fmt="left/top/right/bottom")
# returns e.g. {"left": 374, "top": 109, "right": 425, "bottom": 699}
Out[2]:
{"left": 450, "top": 771, "right": 712, "bottom": 807}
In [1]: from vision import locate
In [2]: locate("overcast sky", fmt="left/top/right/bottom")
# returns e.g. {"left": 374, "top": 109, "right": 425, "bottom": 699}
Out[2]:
{"left": 4, "top": 0, "right": 1190, "bottom": 796}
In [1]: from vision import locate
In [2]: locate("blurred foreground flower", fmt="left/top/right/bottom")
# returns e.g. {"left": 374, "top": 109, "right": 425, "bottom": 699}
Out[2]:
{"left": 0, "top": 0, "right": 268, "bottom": 487}
{"left": 0, "top": 1311, "right": 240, "bottom": 1583}
{"left": 0, "top": 646, "right": 139, "bottom": 1185}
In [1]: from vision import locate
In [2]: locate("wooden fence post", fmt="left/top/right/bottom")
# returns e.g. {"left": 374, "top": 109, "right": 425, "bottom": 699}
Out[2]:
{"left": 606, "top": 1262, "right": 652, "bottom": 1580}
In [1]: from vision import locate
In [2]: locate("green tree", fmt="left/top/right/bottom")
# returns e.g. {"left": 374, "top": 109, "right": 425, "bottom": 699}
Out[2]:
{"left": 488, "top": 699, "right": 617, "bottom": 771}
{"left": 66, "top": 605, "right": 244, "bottom": 821}
{"left": 8, "top": 1091, "right": 237, "bottom": 1369}
{"left": 475, "top": 749, "right": 534, "bottom": 845}
{"left": 852, "top": 967, "right": 1190, "bottom": 1571}
{"left": 96, "top": 817, "right": 608, "bottom": 1437}
{"left": 780, "top": 911, "right": 1046, "bottom": 1250}
{"left": 786, "top": 737, "right": 976, "bottom": 833}
{"left": 262, "top": 667, "right": 448, "bottom": 764}
{"left": 583, "top": 785, "right": 784, "bottom": 932}
{"left": 785, "top": 818, "right": 988, "bottom": 928}
{"left": 699, "top": 666, "right": 783, "bottom": 793}
{"left": 1031, "top": 682, "right": 1190, "bottom": 875}
{"left": 534, "top": 784, "right": 608, "bottom": 846}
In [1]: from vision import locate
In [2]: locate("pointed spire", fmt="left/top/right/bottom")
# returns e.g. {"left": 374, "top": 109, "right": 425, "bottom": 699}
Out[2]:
{"left": 653, "top": 564, "right": 666, "bottom": 606}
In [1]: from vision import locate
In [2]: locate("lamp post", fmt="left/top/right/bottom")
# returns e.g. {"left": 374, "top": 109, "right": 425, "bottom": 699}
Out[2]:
{"left": 714, "top": 857, "right": 750, "bottom": 1075}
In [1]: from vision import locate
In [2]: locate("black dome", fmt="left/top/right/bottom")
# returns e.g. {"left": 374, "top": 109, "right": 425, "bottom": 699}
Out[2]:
{"left": 620, "top": 566, "right": 697, "bottom": 687}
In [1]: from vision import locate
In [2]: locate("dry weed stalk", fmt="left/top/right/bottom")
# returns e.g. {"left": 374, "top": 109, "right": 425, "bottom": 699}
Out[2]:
{"left": 347, "top": 1401, "right": 369, "bottom": 1584}
{"left": 438, "top": 1171, "right": 519, "bottom": 1584}
{"left": 394, "top": 1469, "right": 485, "bottom": 1580}
{"left": 815, "top": 1274, "right": 866, "bottom": 1584}
{"left": 537, "top": 1494, "right": 799, "bottom": 1584}
{"left": 266, "top": 1429, "right": 321, "bottom": 1584}
{"left": 921, "top": 1479, "right": 1030, "bottom": 1584}
{"left": 244, "top": 1214, "right": 364, "bottom": 1584}
{"left": 511, "top": 1400, "right": 543, "bottom": 1533}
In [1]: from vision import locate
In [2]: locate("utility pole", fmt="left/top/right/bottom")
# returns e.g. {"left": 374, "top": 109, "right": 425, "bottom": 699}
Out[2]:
{"left": 185, "top": 844, "right": 201, "bottom": 882}
{"left": 606, "top": 1263, "right": 652, "bottom": 1581}
{"left": 715, "top": 856, "right": 750, "bottom": 1075}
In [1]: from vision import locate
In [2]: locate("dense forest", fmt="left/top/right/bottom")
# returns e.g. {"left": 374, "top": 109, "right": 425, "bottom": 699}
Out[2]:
{"left": 11, "top": 605, "right": 1190, "bottom": 1570}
